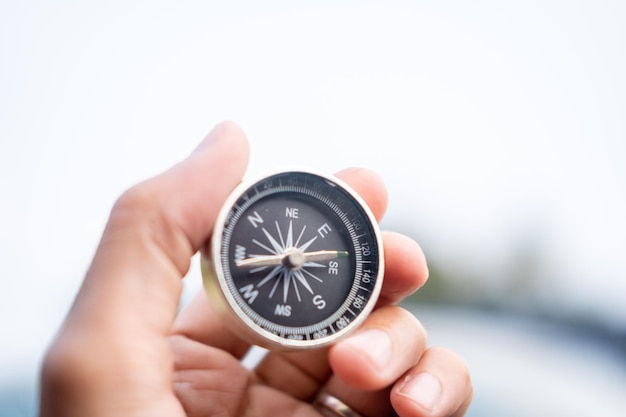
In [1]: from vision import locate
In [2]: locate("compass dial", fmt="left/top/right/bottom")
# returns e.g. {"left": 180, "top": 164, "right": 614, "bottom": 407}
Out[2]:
{"left": 201, "top": 169, "right": 384, "bottom": 350}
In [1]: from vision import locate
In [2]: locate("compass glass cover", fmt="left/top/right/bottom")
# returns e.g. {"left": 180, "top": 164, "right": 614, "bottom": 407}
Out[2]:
{"left": 213, "top": 170, "right": 383, "bottom": 346}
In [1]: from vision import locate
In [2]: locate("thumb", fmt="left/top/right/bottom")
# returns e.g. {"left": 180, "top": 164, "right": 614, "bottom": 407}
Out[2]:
{"left": 66, "top": 121, "right": 249, "bottom": 337}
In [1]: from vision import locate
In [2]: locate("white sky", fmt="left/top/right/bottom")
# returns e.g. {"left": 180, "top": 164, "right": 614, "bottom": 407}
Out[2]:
{"left": 1, "top": 0, "right": 625, "bottom": 388}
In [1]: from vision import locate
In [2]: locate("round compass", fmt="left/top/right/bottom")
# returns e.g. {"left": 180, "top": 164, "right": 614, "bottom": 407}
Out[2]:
{"left": 201, "top": 169, "right": 384, "bottom": 350}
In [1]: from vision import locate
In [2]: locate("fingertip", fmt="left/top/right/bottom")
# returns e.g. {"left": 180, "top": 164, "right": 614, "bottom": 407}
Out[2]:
{"left": 378, "top": 232, "right": 429, "bottom": 305}
{"left": 334, "top": 167, "right": 388, "bottom": 222}
{"left": 391, "top": 347, "right": 473, "bottom": 417}
{"left": 193, "top": 120, "right": 250, "bottom": 164}
{"left": 164, "top": 121, "right": 250, "bottom": 249}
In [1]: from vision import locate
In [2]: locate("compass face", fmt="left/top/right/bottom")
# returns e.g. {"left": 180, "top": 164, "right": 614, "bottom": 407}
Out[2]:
{"left": 202, "top": 169, "right": 384, "bottom": 350}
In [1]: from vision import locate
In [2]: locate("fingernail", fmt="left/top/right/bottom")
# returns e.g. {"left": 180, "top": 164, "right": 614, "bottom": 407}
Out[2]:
{"left": 341, "top": 329, "right": 392, "bottom": 370}
{"left": 398, "top": 372, "right": 442, "bottom": 411}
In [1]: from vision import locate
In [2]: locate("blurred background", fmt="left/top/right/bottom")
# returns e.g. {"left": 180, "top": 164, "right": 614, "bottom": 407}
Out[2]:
{"left": 1, "top": 1, "right": 625, "bottom": 416}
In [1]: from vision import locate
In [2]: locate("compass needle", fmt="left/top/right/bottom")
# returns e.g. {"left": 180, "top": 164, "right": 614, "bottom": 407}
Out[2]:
{"left": 203, "top": 169, "right": 383, "bottom": 350}
{"left": 302, "top": 250, "right": 349, "bottom": 263}
{"left": 236, "top": 254, "right": 283, "bottom": 268}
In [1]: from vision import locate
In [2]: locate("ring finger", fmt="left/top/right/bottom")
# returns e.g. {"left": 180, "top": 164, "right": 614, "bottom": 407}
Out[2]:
{"left": 313, "top": 305, "right": 427, "bottom": 416}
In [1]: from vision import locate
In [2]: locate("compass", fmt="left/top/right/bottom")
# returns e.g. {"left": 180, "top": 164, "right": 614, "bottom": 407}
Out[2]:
{"left": 201, "top": 169, "right": 384, "bottom": 350}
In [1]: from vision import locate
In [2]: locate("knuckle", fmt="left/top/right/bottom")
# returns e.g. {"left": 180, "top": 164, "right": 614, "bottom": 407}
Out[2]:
{"left": 41, "top": 336, "right": 96, "bottom": 395}
{"left": 112, "top": 182, "right": 159, "bottom": 217}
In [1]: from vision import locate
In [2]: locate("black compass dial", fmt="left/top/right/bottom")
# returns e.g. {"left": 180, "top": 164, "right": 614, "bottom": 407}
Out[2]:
{"left": 202, "top": 169, "right": 384, "bottom": 350}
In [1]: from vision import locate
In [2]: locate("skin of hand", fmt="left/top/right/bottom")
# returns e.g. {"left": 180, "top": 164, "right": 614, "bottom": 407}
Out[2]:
{"left": 38, "top": 122, "right": 473, "bottom": 417}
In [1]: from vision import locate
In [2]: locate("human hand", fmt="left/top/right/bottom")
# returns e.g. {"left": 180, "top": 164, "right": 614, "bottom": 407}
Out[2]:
{"left": 39, "top": 122, "right": 473, "bottom": 417}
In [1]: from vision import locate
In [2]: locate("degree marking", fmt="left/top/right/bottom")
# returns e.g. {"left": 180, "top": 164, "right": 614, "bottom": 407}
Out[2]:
{"left": 295, "top": 225, "right": 307, "bottom": 247}
{"left": 269, "top": 274, "right": 281, "bottom": 299}
{"left": 302, "top": 268, "right": 323, "bottom": 283}
{"left": 257, "top": 266, "right": 282, "bottom": 288}
{"left": 291, "top": 274, "right": 302, "bottom": 302}
{"left": 299, "top": 235, "right": 318, "bottom": 252}
{"left": 275, "top": 221, "right": 286, "bottom": 248}
{"left": 286, "top": 220, "right": 295, "bottom": 247}
{"left": 283, "top": 271, "right": 291, "bottom": 303}
{"left": 262, "top": 227, "right": 284, "bottom": 254}
{"left": 293, "top": 270, "right": 314, "bottom": 294}
{"left": 252, "top": 239, "right": 275, "bottom": 255}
